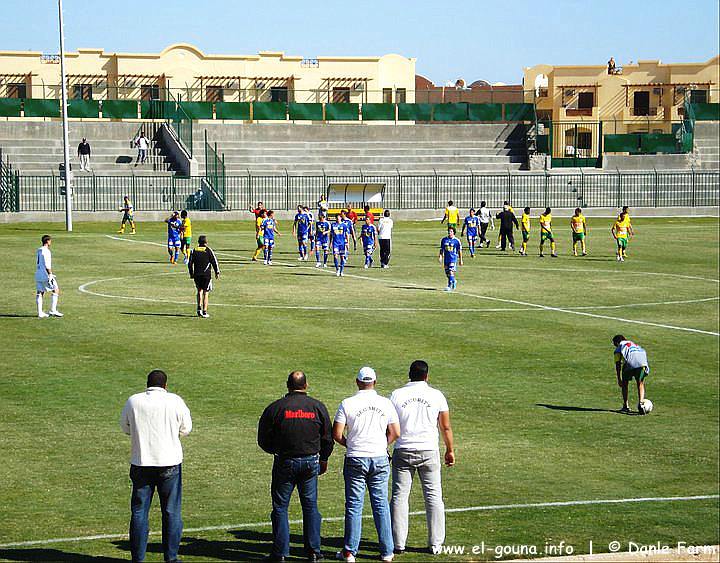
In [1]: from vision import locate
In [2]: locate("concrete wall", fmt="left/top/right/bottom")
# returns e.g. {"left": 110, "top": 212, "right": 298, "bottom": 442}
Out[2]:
{"left": 602, "top": 154, "right": 691, "bottom": 170}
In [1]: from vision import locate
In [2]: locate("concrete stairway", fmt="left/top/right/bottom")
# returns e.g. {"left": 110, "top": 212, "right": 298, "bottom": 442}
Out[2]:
{"left": 193, "top": 123, "right": 528, "bottom": 175}
{"left": 0, "top": 122, "right": 172, "bottom": 176}
{"left": 694, "top": 121, "right": 719, "bottom": 170}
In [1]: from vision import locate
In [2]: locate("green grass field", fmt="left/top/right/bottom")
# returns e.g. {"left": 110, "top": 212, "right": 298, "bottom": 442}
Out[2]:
{"left": 0, "top": 217, "right": 718, "bottom": 562}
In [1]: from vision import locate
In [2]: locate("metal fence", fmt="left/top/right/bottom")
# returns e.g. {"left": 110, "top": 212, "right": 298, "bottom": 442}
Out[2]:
{"left": 11, "top": 170, "right": 719, "bottom": 213}
{"left": 0, "top": 149, "right": 20, "bottom": 212}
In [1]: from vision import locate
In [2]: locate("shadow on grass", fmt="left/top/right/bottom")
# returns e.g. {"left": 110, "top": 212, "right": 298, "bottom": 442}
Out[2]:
{"left": 120, "top": 312, "right": 195, "bottom": 318}
{"left": 0, "top": 314, "right": 37, "bottom": 318}
{"left": 536, "top": 403, "right": 634, "bottom": 415}
{"left": 0, "top": 549, "right": 124, "bottom": 562}
{"left": 391, "top": 286, "right": 436, "bottom": 291}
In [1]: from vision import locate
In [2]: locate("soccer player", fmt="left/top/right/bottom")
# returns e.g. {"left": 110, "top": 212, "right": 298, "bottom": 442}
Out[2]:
{"left": 612, "top": 335, "right": 650, "bottom": 414}
{"left": 249, "top": 201, "right": 265, "bottom": 218}
{"left": 314, "top": 212, "right": 331, "bottom": 268}
{"left": 360, "top": 216, "right": 378, "bottom": 268}
{"left": 304, "top": 206, "right": 315, "bottom": 252}
{"left": 570, "top": 207, "right": 588, "bottom": 256}
{"left": 461, "top": 208, "right": 480, "bottom": 257}
{"left": 346, "top": 206, "right": 359, "bottom": 225}
{"left": 363, "top": 204, "right": 375, "bottom": 224}
{"left": 611, "top": 211, "right": 633, "bottom": 262}
{"left": 293, "top": 205, "right": 312, "bottom": 261}
{"left": 117, "top": 195, "right": 136, "bottom": 234}
{"left": 341, "top": 210, "right": 357, "bottom": 262}
{"left": 188, "top": 235, "right": 220, "bottom": 318}
{"left": 519, "top": 207, "right": 531, "bottom": 256}
{"left": 35, "top": 234, "right": 62, "bottom": 318}
{"left": 477, "top": 201, "right": 494, "bottom": 247}
{"left": 539, "top": 207, "right": 558, "bottom": 258}
{"left": 438, "top": 227, "right": 463, "bottom": 291}
{"left": 252, "top": 209, "right": 267, "bottom": 261}
{"left": 262, "top": 210, "right": 280, "bottom": 265}
{"left": 179, "top": 210, "right": 193, "bottom": 264}
{"left": 331, "top": 214, "right": 350, "bottom": 277}
{"left": 440, "top": 200, "right": 460, "bottom": 232}
{"left": 165, "top": 211, "right": 182, "bottom": 264}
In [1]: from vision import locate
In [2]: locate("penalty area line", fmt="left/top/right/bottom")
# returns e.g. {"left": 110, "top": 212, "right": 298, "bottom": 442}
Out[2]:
{"left": 0, "top": 494, "right": 717, "bottom": 549}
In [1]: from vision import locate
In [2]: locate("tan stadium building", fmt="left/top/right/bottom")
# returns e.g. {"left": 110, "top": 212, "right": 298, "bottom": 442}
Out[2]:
{"left": 0, "top": 43, "right": 416, "bottom": 104}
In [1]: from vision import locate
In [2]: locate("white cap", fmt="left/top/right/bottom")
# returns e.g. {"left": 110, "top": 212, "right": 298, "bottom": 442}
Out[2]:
{"left": 357, "top": 366, "right": 377, "bottom": 383}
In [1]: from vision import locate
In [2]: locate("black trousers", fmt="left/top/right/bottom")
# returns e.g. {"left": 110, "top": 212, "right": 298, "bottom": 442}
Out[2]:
{"left": 500, "top": 229, "right": 515, "bottom": 250}
{"left": 379, "top": 239, "right": 391, "bottom": 266}
{"left": 480, "top": 222, "right": 490, "bottom": 243}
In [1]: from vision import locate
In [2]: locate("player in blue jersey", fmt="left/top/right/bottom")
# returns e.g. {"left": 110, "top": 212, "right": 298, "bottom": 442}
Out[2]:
{"left": 330, "top": 214, "right": 350, "bottom": 277}
{"left": 165, "top": 211, "right": 182, "bottom": 264}
{"left": 292, "top": 205, "right": 312, "bottom": 261}
{"left": 360, "top": 216, "right": 378, "bottom": 269}
{"left": 262, "top": 210, "right": 281, "bottom": 265}
{"left": 340, "top": 210, "right": 357, "bottom": 263}
{"left": 438, "top": 227, "right": 463, "bottom": 291}
{"left": 314, "top": 212, "right": 331, "bottom": 268}
{"left": 461, "top": 208, "right": 480, "bottom": 258}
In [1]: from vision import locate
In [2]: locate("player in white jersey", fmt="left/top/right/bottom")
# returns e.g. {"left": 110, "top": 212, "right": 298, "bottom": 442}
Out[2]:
{"left": 35, "top": 235, "right": 62, "bottom": 318}
{"left": 612, "top": 334, "right": 650, "bottom": 414}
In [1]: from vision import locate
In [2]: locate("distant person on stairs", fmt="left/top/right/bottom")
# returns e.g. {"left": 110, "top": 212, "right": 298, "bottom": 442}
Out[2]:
{"left": 134, "top": 131, "right": 150, "bottom": 166}
{"left": 77, "top": 138, "right": 91, "bottom": 171}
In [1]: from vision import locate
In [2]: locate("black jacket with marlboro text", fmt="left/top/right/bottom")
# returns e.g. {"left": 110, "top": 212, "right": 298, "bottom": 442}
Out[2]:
{"left": 258, "top": 391, "right": 334, "bottom": 461}
{"left": 188, "top": 246, "right": 219, "bottom": 278}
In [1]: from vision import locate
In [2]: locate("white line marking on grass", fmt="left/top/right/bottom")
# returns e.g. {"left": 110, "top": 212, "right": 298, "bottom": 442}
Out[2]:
{"left": 1, "top": 494, "right": 717, "bottom": 549}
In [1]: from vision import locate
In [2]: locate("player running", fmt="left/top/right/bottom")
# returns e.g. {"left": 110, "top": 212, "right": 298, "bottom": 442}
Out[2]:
{"left": 35, "top": 234, "right": 62, "bottom": 318}
{"left": 570, "top": 208, "right": 588, "bottom": 256}
{"left": 461, "top": 208, "right": 480, "bottom": 258}
{"left": 188, "top": 235, "right": 220, "bottom": 318}
{"left": 519, "top": 207, "right": 531, "bottom": 256}
{"left": 330, "top": 214, "right": 350, "bottom": 277}
{"left": 539, "top": 207, "right": 558, "bottom": 258}
{"left": 314, "top": 212, "right": 331, "bottom": 268}
{"left": 612, "top": 335, "right": 650, "bottom": 414}
{"left": 262, "top": 210, "right": 280, "bottom": 265}
{"left": 438, "top": 227, "right": 463, "bottom": 291}
{"left": 611, "top": 211, "right": 633, "bottom": 262}
{"left": 179, "top": 210, "right": 193, "bottom": 264}
{"left": 440, "top": 200, "right": 460, "bottom": 232}
{"left": 165, "top": 211, "right": 182, "bottom": 264}
{"left": 117, "top": 195, "right": 136, "bottom": 234}
{"left": 360, "top": 216, "right": 378, "bottom": 268}
{"left": 477, "top": 201, "right": 494, "bottom": 248}
{"left": 292, "top": 205, "right": 312, "bottom": 261}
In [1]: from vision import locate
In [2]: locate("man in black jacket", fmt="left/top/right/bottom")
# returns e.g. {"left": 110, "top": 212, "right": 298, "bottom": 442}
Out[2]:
{"left": 496, "top": 205, "right": 519, "bottom": 251}
{"left": 258, "top": 371, "right": 334, "bottom": 562}
{"left": 188, "top": 235, "right": 220, "bottom": 318}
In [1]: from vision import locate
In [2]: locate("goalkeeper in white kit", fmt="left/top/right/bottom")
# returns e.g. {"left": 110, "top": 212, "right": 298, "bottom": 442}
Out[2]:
{"left": 35, "top": 234, "right": 62, "bottom": 318}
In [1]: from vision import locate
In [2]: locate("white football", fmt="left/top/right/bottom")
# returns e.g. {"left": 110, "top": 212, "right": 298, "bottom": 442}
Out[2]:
{"left": 640, "top": 399, "right": 654, "bottom": 414}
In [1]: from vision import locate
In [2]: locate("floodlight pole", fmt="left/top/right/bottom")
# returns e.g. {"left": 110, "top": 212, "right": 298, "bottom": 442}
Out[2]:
{"left": 58, "top": 0, "right": 73, "bottom": 231}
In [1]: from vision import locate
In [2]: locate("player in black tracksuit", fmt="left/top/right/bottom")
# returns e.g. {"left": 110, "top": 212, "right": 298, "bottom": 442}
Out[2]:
{"left": 496, "top": 207, "right": 519, "bottom": 251}
{"left": 187, "top": 235, "right": 219, "bottom": 318}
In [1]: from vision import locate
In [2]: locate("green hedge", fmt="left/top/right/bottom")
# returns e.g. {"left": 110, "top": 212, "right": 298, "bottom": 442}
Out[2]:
{"left": 432, "top": 103, "right": 468, "bottom": 121}
{"left": 362, "top": 103, "right": 395, "bottom": 121}
{"left": 215, "top": 102, "right": 251, "bottom": 120}
{"left": 24, "top": 99, "right": 60, "bottom": 118}
{"left": 67, "top": 99, "right": 100, "bottom": 118}
{"left": 140, "top": 100, "right": 177, "bottom": 120}
{"left": 325, "top": 103, "right": 359, "bottom": 121}
{"left": 179, "top": 102, "right": 213, "bottom": 120}
{"left": 397, "top": 103, "right": 433, "bottom": 121}
{"left": 640, "top": 133, "right": 678, "bottom": 154}
{"left": 289, "top": 102, "right": 323, "bottom": 121}
{"left": 0, "top": 98, "right": 22, "bottom": 117}
{"left": 468, "top": 103, "right": 503, "bottom": 121}
{"left": 253, "top": 102, "right": 287, "bottom": 120}
{"left": 604, "top": 134, "right": 639, "bottom": 153}
{"left": 101, "top": 100, "right": 138, "bottom": 119}
{"left": 505, "top": 103, "right": 534, "bottom": 121}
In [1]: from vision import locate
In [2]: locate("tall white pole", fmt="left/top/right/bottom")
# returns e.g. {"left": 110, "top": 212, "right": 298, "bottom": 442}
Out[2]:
{"left": 58, "top": 0, "right": 72, "bottom": 231}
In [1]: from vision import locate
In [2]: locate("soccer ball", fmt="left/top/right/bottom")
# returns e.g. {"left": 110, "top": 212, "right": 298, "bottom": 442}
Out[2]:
{"left": 639, "top": 399, "right": 654, "bottom": 414}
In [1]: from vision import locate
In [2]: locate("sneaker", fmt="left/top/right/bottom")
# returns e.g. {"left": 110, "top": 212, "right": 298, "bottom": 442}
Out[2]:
{"left": 322, "top": 264, "right": 328, "bottom": 268}
{"left": 197, "top": 310, "right": 203, "bottom": 317}
{"left": 268, "top": 261, "right": 273, "bottom": 266}
{"left": 363, "top": 264, "right": 369, "bottom": 269}
{"left": 444, "top": 286, "right": 452, "bottom": 292}
{"left": 130, "top": 230, "right": 136, "bottom": 235}
{"left": 315, "top": 262, "right": 322, "bottom": 268}
{"left": 573, "top": 251, "right": 578, "bottom": 257}
{"left": 116, "top": 230, "right": 124, "bottom": 234}
{"left": 49, "top": 310, "right": 63, "bottom": 317}
{"left": 183, "top": 258, "right": 189, "bottom": 265}
{"left": 252, "top": 257, "right": 258, "bottom": 262}
{"left": 201, "top": 311, "right": 210, "bottom": 318}
{"left": 263, "top": 260, "right": 268, "bottom": 265}
{"left": 582, "top": 251, "right": 587, "bottom": 256}
{"left": 620, "top": 257, "right": 625, "bottom": 262}
{"left": 38, "top": 311, "right": 49, "bottom": 318}
{"left": 340, "top": 272, "right": 344, "bottom": 277}
{"left": 495, "top": 243, "right": 502, "bottom": 249}
{"left": 393, "top": 548, "right": 405, "bottom": 555}
{"left": 381, "top": 555, "right": 394, "bottom": 562}
{"left": 539, "top": 254, "right": 544, "bottom": 258}
{"left": 335, "top": 550, "right": 355, "bottom": 563}
{"left": 336, "top": 271, "right": 341, "bottom": 277}
{"left": 616, "top": 255, "right": 621, "bottom": 261}
{"left": 298, "top": 257, "right": 304, "bottom": 261}
{"left": 551, "top": 253, "right": 558, "bottom": 258}
{"left": 619, "top": 405, "right": 630, "bottom": 414}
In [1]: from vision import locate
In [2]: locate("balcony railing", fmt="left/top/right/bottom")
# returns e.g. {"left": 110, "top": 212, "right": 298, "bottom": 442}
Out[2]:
{"left": 565, "top": 108, "right": 593, "bottom": 117}
{"left": 631, "top": 106, "right": 658, "bottom": 117}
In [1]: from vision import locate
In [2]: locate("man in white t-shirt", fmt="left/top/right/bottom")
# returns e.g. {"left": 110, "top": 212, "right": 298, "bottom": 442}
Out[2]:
{"left": 333, "top": 367, "right": 400, "bottom": 562}
{"left": 389, "top": 360, "right": 454, "bottom": 555}
{"left": 477, "top": 200, "right": 494, "bottom": 247}
{"left": 35, "top": 234, "right": 62, "bottom": 318}
{"left": 377, "top": 209, "right": 394, "bottom": 268}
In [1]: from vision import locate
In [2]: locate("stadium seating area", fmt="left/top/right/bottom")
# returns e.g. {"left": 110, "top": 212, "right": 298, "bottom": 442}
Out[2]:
{"left": 694, "top": 121, "right": 720, "bottom": 170}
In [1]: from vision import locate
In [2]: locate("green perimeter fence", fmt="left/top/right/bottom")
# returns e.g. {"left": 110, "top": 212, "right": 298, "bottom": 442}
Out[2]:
{"left": 12, "top": 170, "right": 719, "bottom": 213}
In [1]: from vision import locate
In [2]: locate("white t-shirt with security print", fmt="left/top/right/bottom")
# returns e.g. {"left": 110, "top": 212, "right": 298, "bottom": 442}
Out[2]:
{"left": 335, "top": 389, "right": 398, "bottom": 458}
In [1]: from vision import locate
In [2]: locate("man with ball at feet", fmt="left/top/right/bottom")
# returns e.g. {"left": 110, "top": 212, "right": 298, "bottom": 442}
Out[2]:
{"left": 612, "top": 335, "right": 652, "bottom": 414}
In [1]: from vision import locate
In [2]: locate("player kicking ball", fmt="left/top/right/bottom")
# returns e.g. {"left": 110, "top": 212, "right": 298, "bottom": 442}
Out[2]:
{"left": 439, "top": 227, "right": 463, "bottom": 291}
{"left": 612, "top": 335, "right": 650, "bottom": 414}
{"left": 360, "top": 215, "right": 378, "bottom": 268}
{"left": 35, "top": 235, "right": 62, "bottom": 318}
{"left": 165, "top": 211, "right": 182, "bottom": 264}
{"left": 188, "top": 235, "right": 220, "bottom": 318}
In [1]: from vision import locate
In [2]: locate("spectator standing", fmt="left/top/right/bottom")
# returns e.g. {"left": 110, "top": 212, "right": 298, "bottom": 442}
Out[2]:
{"left": 496, "top": 205, "right": 519, "bottom": 251}
{"left": 477, "top": 201, "right": 494, "bottom": 247}
{"left": 378, "top": 210, "right": 394, "bottom": 268}
{"left": 333, "top": 367, "right": 400, "bottom": 562}
{"left": 187, "top": 235, "right": 220, "bottom": 318}
{"left": 134, "top": 131, "right": 150, "bottom": 166}
{"left": 120, "top": 370, "right": 192, "bottom": 563}
{"left": 390, "top": 360, "right": 455, "bottom": 556}
{"left": 346, "top": 206, "right": 359, "bottom": 225}
{"left": 258, "top": 371, "right": 334, "bottom": 562}
{"left": 77, "top": 138, "right": 91, "bottom": 171}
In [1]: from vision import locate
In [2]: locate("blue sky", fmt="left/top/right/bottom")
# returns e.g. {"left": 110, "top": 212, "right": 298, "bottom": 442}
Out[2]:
{"left": 1, "top": 0, "right": 718, "bottom": 85}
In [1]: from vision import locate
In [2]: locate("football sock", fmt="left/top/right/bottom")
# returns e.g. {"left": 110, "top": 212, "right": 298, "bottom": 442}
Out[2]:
{"left": 36, "top": 294, "right": 43, "bottom": 316}
{"left": 315, "top": 249, "right": 321, "bottom": 263}
{"left": 581, "top": 241, "right": 586, "bottom": 253}
{"left": 323, "top": 251, "right": 328, "bottom": 265}
{"left": 267, "top": 248, "right": 273, "bottom": 261}
{"left": 264, "top": 248, "right": 269, "bottom": 262}
{"left": 50, "top": 293, "right": 59, "bottom": 312}
{"left": 339, "top": 257, "right": 345, "bottom": 273}
{"left": 174, "top": 250, "right": 179, "bottom": 262}
{"left": 551, "top": 241, "right": 556, "bottom": 253}
{"left": 334, "top": 256, "right": 339, "bottom": 270}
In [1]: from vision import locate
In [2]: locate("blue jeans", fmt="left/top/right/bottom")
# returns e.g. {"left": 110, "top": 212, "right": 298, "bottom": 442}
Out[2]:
{"left": 271, "top": 455, "right": 321, "bottom": 558}
{"left": 343, "top": 456, "right": 393, "bottom": 557}
{"left": 129, "top": 464, "right": 183, "bottom": 562}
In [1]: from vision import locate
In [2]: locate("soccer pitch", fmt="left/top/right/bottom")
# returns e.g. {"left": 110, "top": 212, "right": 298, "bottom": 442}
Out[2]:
{"left": 0, "top": 217, "right": 718, "bottom": 562}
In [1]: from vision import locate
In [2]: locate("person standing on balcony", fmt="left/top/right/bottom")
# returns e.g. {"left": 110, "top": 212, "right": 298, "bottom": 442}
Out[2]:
{"left": 134, "top": 131, "right": 150, "bottom": 166}
{"left": 77, "top": 138, "right": 91, "bottom": 172}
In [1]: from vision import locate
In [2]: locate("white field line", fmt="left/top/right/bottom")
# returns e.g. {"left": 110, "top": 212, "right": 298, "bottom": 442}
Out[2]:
{"left": 93, "top": 236, "right": 720, "bottom": 335}
{"left": 0, "top": 494, "right": 717, "bottom": 549}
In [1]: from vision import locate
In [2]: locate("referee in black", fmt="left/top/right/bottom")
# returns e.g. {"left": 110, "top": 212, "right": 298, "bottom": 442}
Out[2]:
{"left": 187, "top": 235, "right": 219, "bottom": 318}
{"left": 496, "top": 205, "right": 519, "bottom": 251}
{"left": 258, "top": 371, "right": 334, "bottom": 562}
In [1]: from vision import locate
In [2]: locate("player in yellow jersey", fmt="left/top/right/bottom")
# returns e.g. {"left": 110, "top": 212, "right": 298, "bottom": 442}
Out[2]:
{"left": 179, "top": 210, "right": 193, "bottom": 264}
{"left": 519, "top": 207, "right": 531, "bottom": 256}
{"left": 117, "top": 195, "right": 136, "bottom": 234}
{"left": 539, "top": 207, "right": 558, "bottom": 258}
{"left": 570, "top": 207, "right": 588, "bottom": 256}
{"left": 252, "top": 209, "right": 266, "bottom": 261}
{"left": 440, "top": 200, "right": 460, "bottom": 232}
{"left": 611, "top": 211, "right": 634, "bottom": 262}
